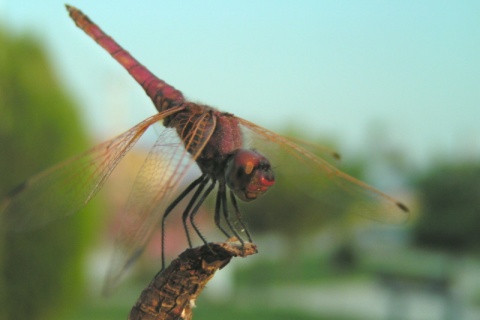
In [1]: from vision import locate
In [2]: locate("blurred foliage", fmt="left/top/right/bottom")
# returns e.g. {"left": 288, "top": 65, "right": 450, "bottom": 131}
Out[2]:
{"left": 193, "top": 301, "right": 334, "bottom": 320}
{"left": 0, "top": 29, "right": 100, "bottom": 319}
{"left": 235, "top": 250, "right": 365, "bottom": 287}
{"left": 413, "top": 161, "right": 480, "bottom": 252}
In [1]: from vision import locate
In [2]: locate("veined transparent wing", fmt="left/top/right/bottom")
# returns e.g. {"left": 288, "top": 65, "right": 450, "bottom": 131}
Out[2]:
{"left": 0, "top": 107, "right": 183, "bottom": 231}
{"left": 237, "top": 117, "right": 409, "bottom": 224}
{"left": 104, "top": 111, "right": 216, "bottom": 293}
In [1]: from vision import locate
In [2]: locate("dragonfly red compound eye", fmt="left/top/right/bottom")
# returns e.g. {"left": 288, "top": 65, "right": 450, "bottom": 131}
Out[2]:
{"left": 225, "top": 149, "right": 276, "bottom": 202}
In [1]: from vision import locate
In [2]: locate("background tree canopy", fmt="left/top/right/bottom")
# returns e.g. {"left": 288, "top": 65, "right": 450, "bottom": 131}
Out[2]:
{"left": 413, "top": 162, "right": 480, "bottom": 252}
{"left": 0, "top": 29, "right": 100, "bottom": 320}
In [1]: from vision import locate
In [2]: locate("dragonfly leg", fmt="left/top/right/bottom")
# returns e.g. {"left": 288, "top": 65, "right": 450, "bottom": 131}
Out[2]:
{"left": 188, "top": 179, "right": 216, "bottom": 249}
{"left": 219, "top": 180, "right": 244, "bottom": 247}
{"left": 229, "top": 190, "right": 252, "bottom": 243}
{"left": 160, "top": 174, "right": 205, "bottom": 270}
{"left": 214, "top": 184, "right": 231, "bottom": 239}
{"left": 181, "top": 175, "right": 210, "bottom": 248}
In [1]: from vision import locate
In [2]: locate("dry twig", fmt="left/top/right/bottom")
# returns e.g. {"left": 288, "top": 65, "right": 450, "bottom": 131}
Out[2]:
{"left": 128, "top": 238, "right": 257, "bottom": 320}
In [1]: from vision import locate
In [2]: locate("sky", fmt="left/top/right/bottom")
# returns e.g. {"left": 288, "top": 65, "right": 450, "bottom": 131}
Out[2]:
{"left": 2, "top": 1, "right": 480, "bottom": 167}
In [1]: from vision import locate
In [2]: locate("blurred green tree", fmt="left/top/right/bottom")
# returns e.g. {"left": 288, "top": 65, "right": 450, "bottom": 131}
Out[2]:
{"left": 413, "top": 162, "right": 480, "bottom": 252}
{"left": 0, "top": 29, "right": 100, "bottom": 319}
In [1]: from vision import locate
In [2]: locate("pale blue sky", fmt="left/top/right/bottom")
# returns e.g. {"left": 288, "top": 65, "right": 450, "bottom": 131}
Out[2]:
{"left": 2, "top": 1, "right": 480, "bottom": 167}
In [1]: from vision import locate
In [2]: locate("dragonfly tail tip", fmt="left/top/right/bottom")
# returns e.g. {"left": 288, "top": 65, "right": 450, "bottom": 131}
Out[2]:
{"left": 396, "top": 201, "right": 409, "bottom": 213}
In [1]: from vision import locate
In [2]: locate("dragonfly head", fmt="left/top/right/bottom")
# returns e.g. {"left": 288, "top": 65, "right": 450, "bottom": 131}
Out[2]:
{"left": 225, "top": 149, "right": 275, "bottom": 202}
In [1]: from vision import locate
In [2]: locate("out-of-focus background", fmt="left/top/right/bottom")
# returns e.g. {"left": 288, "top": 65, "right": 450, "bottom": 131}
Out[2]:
{"left": 1, "top": 1, "right": 480, "bottom": 319}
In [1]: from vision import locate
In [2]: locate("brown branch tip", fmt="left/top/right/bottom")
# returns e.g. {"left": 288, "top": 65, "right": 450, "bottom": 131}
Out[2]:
{"left": 128, "top": 238, "right": 258, "bottom": 320}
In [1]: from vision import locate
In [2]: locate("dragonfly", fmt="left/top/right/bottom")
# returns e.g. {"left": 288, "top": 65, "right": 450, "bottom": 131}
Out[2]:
{"left": 0, "top": 5, "right": 408, "bottom": 291}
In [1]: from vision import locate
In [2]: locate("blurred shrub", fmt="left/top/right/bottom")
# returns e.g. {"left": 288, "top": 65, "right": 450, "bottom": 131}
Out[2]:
{"left": 413, "top": 162, "right": 480, "bottom": 252}
{"left": 0, "top": 29, "right": 100, "bottom": 319}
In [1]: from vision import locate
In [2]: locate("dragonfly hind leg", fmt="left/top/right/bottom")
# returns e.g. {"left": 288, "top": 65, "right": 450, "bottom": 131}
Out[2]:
{"left": 188, "top": 180, "right": 217, "bottom": 248}
{"left": 180, "top": 175, "right": 210, "bottom": 248}
{"left": 160, "top": 174, "right": 205, "bottom": 270}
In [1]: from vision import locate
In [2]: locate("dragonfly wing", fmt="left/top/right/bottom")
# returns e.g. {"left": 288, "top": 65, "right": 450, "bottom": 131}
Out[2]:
{"left": 104, "top": 111, "right": 216, "bottom": 293}
{"left": 0, "top": 107, "right": 183, "bottom": 231}
{"left": 237, "top": 117, "right": 409, "bottom": 224}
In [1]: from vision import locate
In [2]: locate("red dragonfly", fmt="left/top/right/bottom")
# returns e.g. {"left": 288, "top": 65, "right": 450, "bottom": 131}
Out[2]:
{"left": 0, "top": 6, "right": 408, "bottom": 290}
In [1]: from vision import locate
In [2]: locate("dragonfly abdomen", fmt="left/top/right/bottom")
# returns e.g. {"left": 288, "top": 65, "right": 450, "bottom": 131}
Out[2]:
{"left": 66, "top": 5, "right": 184, "bottom": 112}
